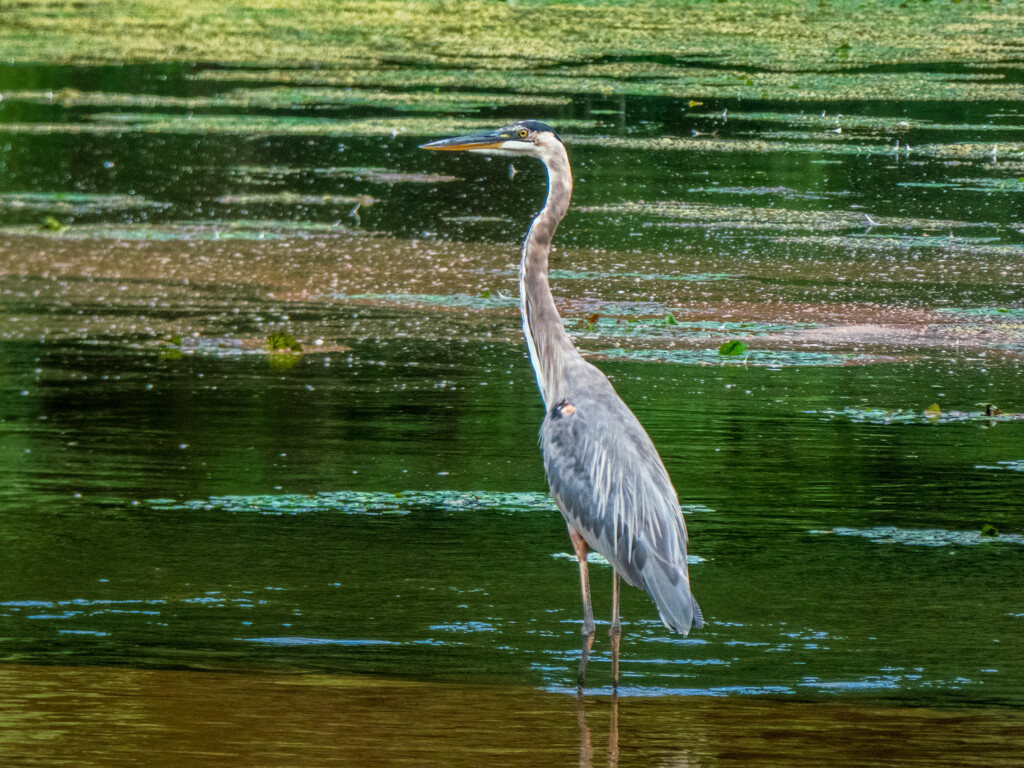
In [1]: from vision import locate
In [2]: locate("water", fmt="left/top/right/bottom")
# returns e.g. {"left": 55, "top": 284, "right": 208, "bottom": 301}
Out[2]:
{"left": 2, "top": 61, "right": 1024, "bottom": 764}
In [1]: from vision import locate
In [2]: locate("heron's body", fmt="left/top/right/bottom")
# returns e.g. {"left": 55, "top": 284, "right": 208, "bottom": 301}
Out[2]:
{"left": 422, "top": 121, "right": 702, "bottom": 684}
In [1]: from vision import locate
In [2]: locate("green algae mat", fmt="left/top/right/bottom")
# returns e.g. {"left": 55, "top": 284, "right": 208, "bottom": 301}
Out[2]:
{"left": 3, "top": 0, "right": 1024, "bottom": 102}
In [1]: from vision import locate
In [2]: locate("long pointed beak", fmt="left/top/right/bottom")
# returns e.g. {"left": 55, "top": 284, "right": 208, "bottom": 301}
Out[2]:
{"left": 420, "top": 129, "right": 507, "bottom": 152}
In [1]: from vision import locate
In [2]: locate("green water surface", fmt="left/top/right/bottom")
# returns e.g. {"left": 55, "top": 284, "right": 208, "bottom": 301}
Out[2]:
{"left": 1, "top": 46, "right": 1024, "bottom": 765}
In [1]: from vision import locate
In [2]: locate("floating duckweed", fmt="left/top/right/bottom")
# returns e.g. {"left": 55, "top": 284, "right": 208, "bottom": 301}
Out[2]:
{"left": 4, "top": 0, "right": 1024, "bottom": 104}
{"left": 336, "top": 292, "right": 519, "bottom": 310}
{"left": 147, "top": 490, "right": 564, "bottom": 516}
{"left": 552, "top": 551, "right": 706, "bottom": 566}
{"left": 576, "top": 200, "right": 992, "bottom": 236}
{"left": 934, "top": 307, "right": 1024, "bottom": 321}
{"left": 0, "top": 86, "right": 568, "bottom": 113}
{"left": 598, "top": 347, "right": 870, "bottom": 368}
{"left": 565, "top": 317, "right": 815, "bottom": 342}
{"left": 0, "top": 114, "right": 593, "bottom": 139}
{"left": 216, "top": 192, "right": 376, "bottom": 206}
{"left": 819, "top": 526, "right": 1024, "bottom": 548}
{"left": 0, "top": 220, "right": 358, "bottom": 241}
{"left": 0, "top": 192, "right": 170, "bottom": 214}
{"left": 814, "top": 407, "right": 1024, "bottom": 425}
{"left": 547, "top": 269, "right": 737, "bottom": 283}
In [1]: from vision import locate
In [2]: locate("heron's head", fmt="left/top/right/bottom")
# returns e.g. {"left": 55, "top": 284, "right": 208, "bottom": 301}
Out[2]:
{"left": 420, "top": 120, "right": 563, "bottom": 160}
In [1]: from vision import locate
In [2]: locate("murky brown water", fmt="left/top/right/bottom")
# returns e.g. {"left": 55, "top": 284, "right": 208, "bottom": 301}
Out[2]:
{"left": 3, "top": 664, "right": 1023, "bottom": 767}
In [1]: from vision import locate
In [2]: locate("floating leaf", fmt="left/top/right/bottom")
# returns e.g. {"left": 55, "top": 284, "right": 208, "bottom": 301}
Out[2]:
{"left": 981, "top": 524, "right": 999, "bottom": 537}
{"left": 924, "top": 403, "right": 942, "bottom": 420}
{"left": 718, "top": 340, "right": 748, "bottom": 356}
{"left": 664, "top": 313, "right": 679, "bottom": 326}
{"left": 40, "top": 215, "right": 64, "bottom": 231}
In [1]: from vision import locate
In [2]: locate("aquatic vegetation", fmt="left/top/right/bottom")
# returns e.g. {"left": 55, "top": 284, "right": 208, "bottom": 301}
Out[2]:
{"left": 216, "top": 192, "right": 376, "bottom": 207}
{"left": 147, "top": 490, "right": 564, "bottom": 516}
{"left": 779, "top": 234, "right": 1024, "bottom": 263}
{"left": 547, "top": 269, "right": 737, "bottom": 283}
{"left": 900, "top": 177, "right": 1024, "bottom": 195}
{"left": 819, "top": 526, "right": 1024, "bottom": 548}
{"left": 689, "top": 110, "right": 1024, "bottom": 137}
{"left": 552, "top": 551, "right": 706, "bottom": 566}
{"left": 336, "top": 292, "right": 519, "bottom": 310}
{"left": 934, "top": 307, "right": 1024, "bottom": 321}
{"left": 562, "top": 316, "right": 815, "bottom": 347}
{"left": 4, "top": 1, "right": 1024, "bottom": 104}
{"left": 318, "top": 167, "right": 459, "bottom": 185}
{"left": 0, "top": 113, "right": 568, "bottom": 140}
{"left": 718, "top": 340, "right": 748, "bottom": 356}
{"left": 576, "top": 200, "right": 995, "bottom": 236}
{"left": 0, "top": 192, "right": 170, "bottom": 215}
{"left": 157, "top": 334, "right": 342, "bottom": 359}
{"left": 813, "top": 406, "right": 1024, "bottom": 425}
{"left": 242, "top": 636, "right": 398, "bottom": 646}
{"left": 598, "top": 347, "right": 874, "bottom": 368}
{"left": 570, "top": 134, "right": 890, "bottom": 158}
{"left": 975, "top": 460, "right": 1024, "bottom": 473}
{"left": 0, "top": 220, "right": 357, "bottom": 241}
{"left": 265, "top": 331, "right": 302, "bottom": 353}
{"left": 191, "top": 62, "right": 1024, "bottom": 105}
{"left": 0, "top": 86, "right": 571, "bottom": 113}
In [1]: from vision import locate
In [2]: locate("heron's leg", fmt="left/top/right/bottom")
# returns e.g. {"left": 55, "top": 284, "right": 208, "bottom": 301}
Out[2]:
{"left": 610, "top": 570, "right": 621, "bottom": 636}
{"left": 577, "top": 632, "right": 594, "bottom": 691}
{"left": 610, "top": 570, "right": 621, "bottom": 689}
{"left": 569, "top": 528, "right": 595, "bottom": 689}
{"left": 568, "top": 528, "right": 596, "bottom": 637}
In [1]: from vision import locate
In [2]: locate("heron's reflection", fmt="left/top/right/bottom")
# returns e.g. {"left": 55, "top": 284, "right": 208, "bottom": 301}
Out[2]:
{"left": 575, "top": 625, "right": 621, "bottom": 768}
{"left": 574, "top": 664, "right": 701, "bottom": 768}
{"left": 576, "top": 689, "right": 618, "bottom": 768}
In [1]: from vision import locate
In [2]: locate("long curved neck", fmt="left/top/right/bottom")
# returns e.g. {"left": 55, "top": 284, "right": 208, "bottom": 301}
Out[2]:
{"left": 520, "top": 143, "right": 579, "bottom": 409}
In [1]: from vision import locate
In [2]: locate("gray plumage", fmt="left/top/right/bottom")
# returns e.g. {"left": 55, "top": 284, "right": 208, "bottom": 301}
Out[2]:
{"left": 422, "top": 121, "right": 703, "bottom": 678}
{"left": 542, "top": 364, "right": 703, "bottom": 633}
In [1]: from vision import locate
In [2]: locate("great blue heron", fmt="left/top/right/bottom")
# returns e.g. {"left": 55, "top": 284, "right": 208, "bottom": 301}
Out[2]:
{"left": 422, "top": 120, "right": 703, "bottom": 687}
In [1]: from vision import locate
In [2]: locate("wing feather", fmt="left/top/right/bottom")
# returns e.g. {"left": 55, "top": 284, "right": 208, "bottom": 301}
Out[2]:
{"left": 540, "top": 362, "right": 702, "bottom": 633}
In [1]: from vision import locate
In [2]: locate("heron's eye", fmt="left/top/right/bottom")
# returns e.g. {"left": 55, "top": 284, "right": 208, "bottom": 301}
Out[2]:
{"left": 518, "top": 129, "right": 529, "bottom": 139}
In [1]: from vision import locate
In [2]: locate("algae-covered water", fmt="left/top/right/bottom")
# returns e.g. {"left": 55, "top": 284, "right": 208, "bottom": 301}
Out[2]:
{"left": 2, "top": 3, "right": 1024, "bottom": 763}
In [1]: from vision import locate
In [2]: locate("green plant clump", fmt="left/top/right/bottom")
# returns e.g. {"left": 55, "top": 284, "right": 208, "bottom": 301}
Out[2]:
{"left": 265, "top": 331, "right": 302, "bottom": 353}
{"left": 718, "top": 340, "right": 748, "bottom": 356}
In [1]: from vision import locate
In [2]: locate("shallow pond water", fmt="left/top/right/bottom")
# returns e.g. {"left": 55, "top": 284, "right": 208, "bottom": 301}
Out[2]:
{"left": 1, "top": 58, "right": 1024, "bottom": 764}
